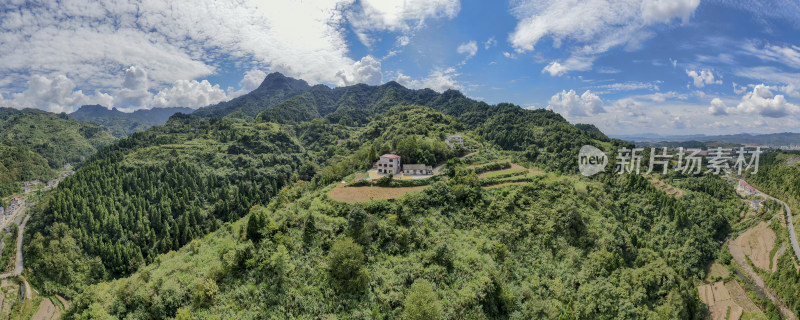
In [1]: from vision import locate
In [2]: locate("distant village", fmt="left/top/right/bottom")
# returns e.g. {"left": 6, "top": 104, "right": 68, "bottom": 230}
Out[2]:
{"left": 1, "top": 163, "right": 74, "bottom": 216}
{"left": 370, "top": 135, "right": 464, "bottom": 180}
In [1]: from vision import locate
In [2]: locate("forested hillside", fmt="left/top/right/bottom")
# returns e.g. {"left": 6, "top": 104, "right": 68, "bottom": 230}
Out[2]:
{"left": 65, "top": 167, "right": 742, "bottom": 319}
{"left": 70, "top": 104, "right": 194, "bottom": 137}
{"left": 22, "top": 75, "right": 721, "bottom": 319}
{"left": 0, "top": 107, "right": 117, "bottom": 198}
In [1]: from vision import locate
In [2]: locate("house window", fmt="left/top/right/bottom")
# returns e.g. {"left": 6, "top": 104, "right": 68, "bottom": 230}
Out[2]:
{"left": 389, "top": 159, "right": 393, "bottom": 162}
{"left": 389, "top": 164, "right": 393, "bottom": 167}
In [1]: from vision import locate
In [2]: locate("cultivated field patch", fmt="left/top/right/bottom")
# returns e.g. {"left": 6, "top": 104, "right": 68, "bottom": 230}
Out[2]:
{"left": 328, "top": 184, "right": 427, "bottom": 203}
{"left": 730, "top": 221, "right": 777, "bottom": 272}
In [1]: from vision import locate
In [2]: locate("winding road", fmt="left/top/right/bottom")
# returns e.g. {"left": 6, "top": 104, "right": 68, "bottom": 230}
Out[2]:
{"left": 744, "top": 179, "right": 800, "bottom": 263}
{"left": 0, "top": 214, "right": 29, "bottom": 279}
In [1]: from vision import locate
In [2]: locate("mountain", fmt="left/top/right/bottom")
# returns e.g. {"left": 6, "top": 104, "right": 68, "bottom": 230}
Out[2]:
{"left": 34, "top": 75, "right": 753, "bottom": 320}
{"left": 0, "top": 108, "right": 116, "bottom": 198}
{"left": 70, "top": 105, "right": 194, "bottom": 137}
{"left": 613, "top": 132, "right": 800, "bottom": 146}
{"left": 191, "top": 72, "right": 312, "bottom": 119}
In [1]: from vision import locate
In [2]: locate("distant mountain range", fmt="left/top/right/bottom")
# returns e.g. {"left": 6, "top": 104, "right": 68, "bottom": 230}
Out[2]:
{"left": 70, "top": 105, "right": 194, "bottom": 137}
{"left": 612, "top": 132, "right": 800, "bottom": 146}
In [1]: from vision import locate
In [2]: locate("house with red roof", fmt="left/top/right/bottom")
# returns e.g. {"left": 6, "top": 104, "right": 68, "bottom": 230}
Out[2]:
{"left": 376, "top": 154, "right": 402, "bottom": 175}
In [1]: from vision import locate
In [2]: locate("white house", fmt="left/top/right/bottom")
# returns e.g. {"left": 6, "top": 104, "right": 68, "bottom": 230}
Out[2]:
{"left": 403, "top": 164, "right": 433, "bottom": 175}
{"left": 376, "top": 154, "right": 402, "bottom": 175}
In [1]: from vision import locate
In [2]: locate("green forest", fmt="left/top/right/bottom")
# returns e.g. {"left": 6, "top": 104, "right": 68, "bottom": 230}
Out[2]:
{"left": 9, "top": 74, "right": 795, "bottom": 319}
{"left": 0, "top": 108, "right": 116, "bottom": 198}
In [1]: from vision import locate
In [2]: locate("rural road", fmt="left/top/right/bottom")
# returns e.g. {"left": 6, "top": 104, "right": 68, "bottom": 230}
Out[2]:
{"left": 743, "top": 179, "right": 800, "bottom": 263}
{"left": 0, "top": 214, "right": 29, "bottom": 279}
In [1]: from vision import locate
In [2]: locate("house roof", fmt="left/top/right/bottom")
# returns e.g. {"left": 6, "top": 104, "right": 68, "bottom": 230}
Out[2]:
{"left": 404, "top": 164, "right": 431, "bottom": 170}
{"left": 380, "top": 154, "right": 401, "bottom": 159}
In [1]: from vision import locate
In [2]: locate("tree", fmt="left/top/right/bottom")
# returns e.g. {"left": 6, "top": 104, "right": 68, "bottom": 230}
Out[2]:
{"left": 327, "top": 237, "right": 369, "bottom": 294}
{"left": 404, "top": 279, "right": 442, "bottom": 320}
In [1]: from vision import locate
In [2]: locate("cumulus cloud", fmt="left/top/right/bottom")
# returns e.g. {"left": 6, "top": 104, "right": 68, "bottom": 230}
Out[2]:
{"left": 686, "top": 69, "right": 722, "bottom": 88}
{"left": 510, "top": 0, "right": 699, "bottom": 75}
{"left": 734, "top": 67, "right": 800, "bottom": 98}
{"left": 708, "top": 98, "right": 728, "bottom": 116}
{"left": 337, "top": 55, "right": 383, "bottom": 86}
{"left": 6, "top": 74, "right": 112, "bottom": 113}
{"left": 457, "top": 41, "right": 478, "bottom": 60}
{"left": 395, "top": 68, "right": 460, "bottom": 92}
{"left": 113, "top": 66, "right": 151, "bottom": 110}
{"left": 547, "top": 89, "right": 605, "bottom": 117}
{"left": 727, "top": 84, "right": 800, "bottom": 118}
{"left": 151, "top": 80, "right": 228, "bottom": 110}
{"left": 542, "top": 56, "right": 594, "bottom": 77}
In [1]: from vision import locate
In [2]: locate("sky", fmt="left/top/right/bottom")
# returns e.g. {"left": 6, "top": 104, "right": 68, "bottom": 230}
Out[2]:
{"left": 1, "top": 0, "right": 800, "bottom": 135}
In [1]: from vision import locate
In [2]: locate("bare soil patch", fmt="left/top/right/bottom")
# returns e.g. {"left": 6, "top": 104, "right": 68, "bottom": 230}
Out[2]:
{"left": 32, "top": 297, "right": 58, "bottom": 320}
{"left": 648, "top": 177, "right": 684, "bottom": 198}
{"left": 328, "top": 184, "right": 427, "bottom": 203}
{"left": 731, "top": 221, "right": 777, "bottom": 272}
{"left": 698, "top": 281, "right": 744, "bottom": 320}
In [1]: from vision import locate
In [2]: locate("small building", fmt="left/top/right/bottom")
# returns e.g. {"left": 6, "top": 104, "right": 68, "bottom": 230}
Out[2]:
{"left": 376, "top": 154, "right": 402, "bottom": 175}
{"left": 445, "top": 135, "right": 464, "bottom": 148}
{"left": 403, "top": 164, "right": 433, "bottom": 176}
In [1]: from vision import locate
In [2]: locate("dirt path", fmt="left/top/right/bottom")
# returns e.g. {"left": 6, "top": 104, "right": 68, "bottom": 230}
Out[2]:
{"left": 728, "top": 238, "right": 797, "bottom": 319}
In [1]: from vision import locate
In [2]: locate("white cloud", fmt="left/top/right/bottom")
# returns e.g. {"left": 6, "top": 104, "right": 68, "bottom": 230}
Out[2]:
{"left": 151, "top": 80, "right": 228, "bottom": 110}
{"left": 503, "top": 52, "right": 517, "bottom": 59}
{"left": 396, "top": 35, "right": 411, "bottom": 46}
{"left": 732, "top": 82, "right": 747, "bottom": 95}
{"left": 643, "top": 91, "right": 687, "bottom": 102}
{"left": 542, "top": 56, "right": 594, "bottom": 77}
{"left": 669, "top": 58, "right": 678, "bottom": 68}
{"left": 337, "top": 55, "right": 383, "bottom": 86}
{"left": 708, "top": 97, "right": 728, "bottom": 116}
{"left": 640, "top": 0, "right": 700, "bottom": 24}
{"left": 395, "top": 68, "right": 460, "bottom": 92}
{"left": 727, "top": 84, "right": 800, "bottom": 118}
{"left": 742, "top": 42, "right": 800, "bottom": 69}
{"left": 347, "top": 0, "right": 460, "bottom": 46}
{"left": 457, "top": 41, "right": 478, "bottom": 59}
{"left": 547, "top": 89, "right": 605, "bottom": 117}
{"left": 685, "top": 69, "right": 722, "bottom": 88}
{"left": 509, "top": 0, "right": 700, "bottom": 74}
{"left": 113, "top": 66, "right": 151, "bottom": 110}
{"left": 6, "top": 74, "right": 112, "bottom": 113}
{"left": 591, "top": 81, "right": 660, "bottom": 93}
{"left": 484, "top": 37, "right": 497, "bottom": 50}
{"left": 3, "top": 0, "right": 454, "bottom": 112}
{"left": 734, "top": 67, "right": 800, "bottom": 97}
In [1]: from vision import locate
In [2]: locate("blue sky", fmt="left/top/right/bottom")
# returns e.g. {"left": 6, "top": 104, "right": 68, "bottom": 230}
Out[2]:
{"left": 1, "top": 0, "right": 800, "bottom": 135}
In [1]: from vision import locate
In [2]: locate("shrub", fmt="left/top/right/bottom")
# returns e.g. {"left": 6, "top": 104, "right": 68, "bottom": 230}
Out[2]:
{"left": 404, "top": 279, "right": 442, "bottom": 320}
{"left": 327, "top": 238, "right": 369, "bottom": 294}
